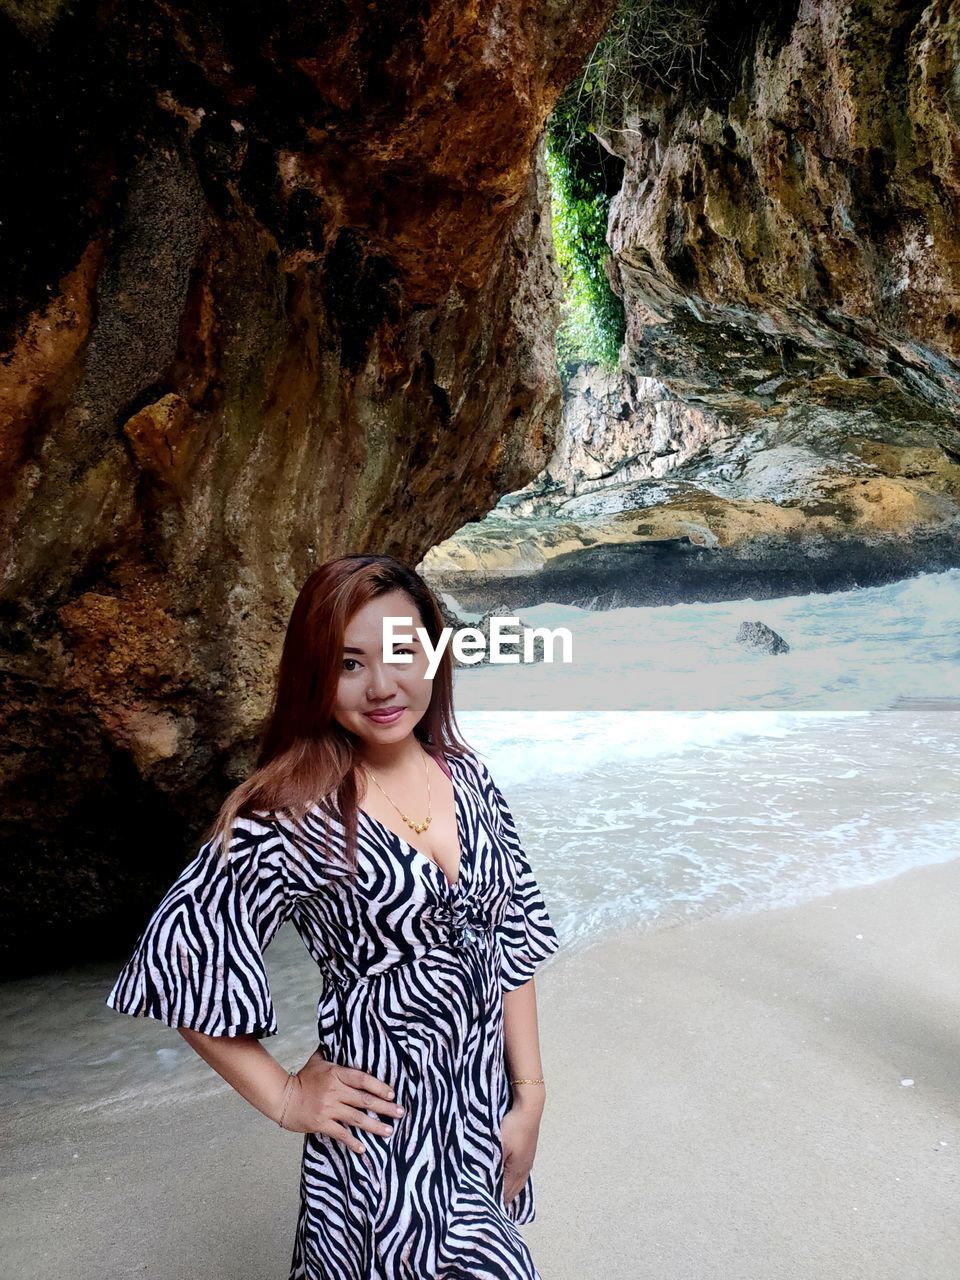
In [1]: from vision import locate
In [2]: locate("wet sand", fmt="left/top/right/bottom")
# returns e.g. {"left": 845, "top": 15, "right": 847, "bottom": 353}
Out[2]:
{"left": 4, "top": 858, "right": 959, "bottom": 1278}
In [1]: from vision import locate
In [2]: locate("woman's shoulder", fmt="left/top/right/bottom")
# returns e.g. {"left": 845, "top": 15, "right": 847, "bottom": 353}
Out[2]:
{"left": 229, "top": 808, "right": 288, "bottom": 838}
{"left": 242, "top": 802, "right": 352, "bottom": 887}
{"left": 208, "top": 810, "right": 287, "bottom": 861}
{"left": 238, "top": 807, "right": 282, "bottom": 828}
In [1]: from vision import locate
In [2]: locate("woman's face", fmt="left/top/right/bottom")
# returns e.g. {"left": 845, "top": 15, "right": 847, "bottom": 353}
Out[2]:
{"left": 333, "top": 589, "right": 435, "bottom": 746}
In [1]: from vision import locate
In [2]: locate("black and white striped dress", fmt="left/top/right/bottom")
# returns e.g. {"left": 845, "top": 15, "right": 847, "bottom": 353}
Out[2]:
{"left": 105, "top": 749, "right": 561, "bottom": 1279}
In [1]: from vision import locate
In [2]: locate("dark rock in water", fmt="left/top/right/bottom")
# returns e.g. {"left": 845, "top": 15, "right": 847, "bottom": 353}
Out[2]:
{"left": 436, "top": 596, "right": 467, "bottom": 634}
{"left": 736, "top": 622, "right": 790, "bottom": 655}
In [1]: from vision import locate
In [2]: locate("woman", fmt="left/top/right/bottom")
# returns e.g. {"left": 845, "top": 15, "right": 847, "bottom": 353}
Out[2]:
{"left": 105, "top": 554, "right": 561, "bottom": 1280}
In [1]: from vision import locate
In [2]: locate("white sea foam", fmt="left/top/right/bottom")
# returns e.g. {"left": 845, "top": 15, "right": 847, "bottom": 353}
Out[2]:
{"left": 450, "top": 569, "right": 960, "bottom": 953}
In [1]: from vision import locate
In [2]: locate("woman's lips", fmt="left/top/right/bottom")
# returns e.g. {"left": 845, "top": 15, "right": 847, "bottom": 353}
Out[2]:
{"left": 364, "top": 707, "right": 405, "bottom": 724}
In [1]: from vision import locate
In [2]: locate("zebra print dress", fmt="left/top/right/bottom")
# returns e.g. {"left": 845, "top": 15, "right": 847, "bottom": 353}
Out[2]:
{"left": 105, "top": 748, "right": 561, "bottom": 1280}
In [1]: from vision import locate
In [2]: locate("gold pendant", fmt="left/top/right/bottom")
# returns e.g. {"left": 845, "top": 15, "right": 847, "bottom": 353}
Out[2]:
{"left": 404, "top": 816, "right": 431, "bottom": 833}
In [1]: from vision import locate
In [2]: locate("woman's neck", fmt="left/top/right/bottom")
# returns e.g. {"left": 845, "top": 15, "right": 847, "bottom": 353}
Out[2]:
{"left": 358, "top": 734, "right": 425, "bottom": 774}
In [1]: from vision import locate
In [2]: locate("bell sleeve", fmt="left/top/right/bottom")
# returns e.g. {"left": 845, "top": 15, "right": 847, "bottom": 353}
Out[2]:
{"left": 477, "top": 758, "right": 562, "bottom": 993}
{"left": 104, "top": 814, "right": 295, "bottom": 1038}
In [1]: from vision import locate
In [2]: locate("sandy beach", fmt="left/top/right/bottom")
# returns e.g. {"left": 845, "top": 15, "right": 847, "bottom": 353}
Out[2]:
{"left": 5, "top": 857, "right": 959, "bottom": 1279}
{"left": 528, "top": 856, "right": 960, "bottom": 1280}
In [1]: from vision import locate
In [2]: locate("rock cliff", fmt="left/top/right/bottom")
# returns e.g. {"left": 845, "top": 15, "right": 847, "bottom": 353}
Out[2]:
{"left": 7, "top": 0, "right": 960, "bottom": 971}
{"left": 0, "top": 0, "right": 614, "bottom": 973}
{"left": 424, "top": 0, "right": 960, "bottom": 611}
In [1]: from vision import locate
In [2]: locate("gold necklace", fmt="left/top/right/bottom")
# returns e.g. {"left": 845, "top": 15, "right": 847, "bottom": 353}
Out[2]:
{"left": 364, "top": 748, "right": 432, "bottom": 834}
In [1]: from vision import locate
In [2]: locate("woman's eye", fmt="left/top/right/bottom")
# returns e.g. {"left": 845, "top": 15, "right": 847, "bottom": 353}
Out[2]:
{"left": 343, "top": 650, "right": 413, "bottom": 672}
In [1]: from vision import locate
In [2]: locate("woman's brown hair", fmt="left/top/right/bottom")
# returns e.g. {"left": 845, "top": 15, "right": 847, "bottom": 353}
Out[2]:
{"left": 204, "top": 555, "right": 472, "bottom": 869}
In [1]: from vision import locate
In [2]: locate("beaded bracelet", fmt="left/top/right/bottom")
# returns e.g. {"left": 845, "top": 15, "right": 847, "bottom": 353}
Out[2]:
{"left": 277, "top": 1070, "right": 298, "bottom": 1129}
{"left": 509, "top": 1077, "right": 545, "bottom": 1085}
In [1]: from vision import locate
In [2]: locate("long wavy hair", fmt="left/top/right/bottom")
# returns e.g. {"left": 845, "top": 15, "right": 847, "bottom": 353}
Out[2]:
{"left": 204, "top": 555, "right": 472, "bottom": 869}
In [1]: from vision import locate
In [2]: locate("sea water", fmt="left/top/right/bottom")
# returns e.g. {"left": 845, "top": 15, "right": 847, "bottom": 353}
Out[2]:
{"left": 448, "top": 566, "right": 960, "bottom": 954}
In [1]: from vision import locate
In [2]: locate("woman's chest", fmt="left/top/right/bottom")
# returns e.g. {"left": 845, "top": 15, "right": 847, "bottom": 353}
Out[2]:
{"left": 282, "top": 771, "right": 515, "bottom": 918}
{"left": 359, "top": 792, "right": 461, "bottom": 879}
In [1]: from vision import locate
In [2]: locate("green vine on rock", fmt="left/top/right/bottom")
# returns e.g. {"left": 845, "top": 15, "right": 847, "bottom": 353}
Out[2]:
{"left": 546, "top": 0, "right": 743, "bottom": 382}
{"left": 545, "top": 128, "right": 625, "bottom": 379}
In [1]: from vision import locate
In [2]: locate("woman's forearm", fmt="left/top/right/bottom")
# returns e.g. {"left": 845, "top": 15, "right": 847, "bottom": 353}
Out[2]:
{"left": 502, "top": 978, "right": 546, "bottom": 1115}
{"left": 177, "top": 1026, "right": 293, "bottom": 1123}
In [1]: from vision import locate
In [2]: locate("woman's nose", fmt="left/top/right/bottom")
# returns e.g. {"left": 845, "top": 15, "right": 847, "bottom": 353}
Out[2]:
{"left": 367, "top": 664, "right": 399, "bottom": 698}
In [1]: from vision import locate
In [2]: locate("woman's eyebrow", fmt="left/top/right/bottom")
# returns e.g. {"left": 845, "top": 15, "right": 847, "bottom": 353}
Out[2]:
{"left": 342, "top": 636, "right": 422, "bottom": 655}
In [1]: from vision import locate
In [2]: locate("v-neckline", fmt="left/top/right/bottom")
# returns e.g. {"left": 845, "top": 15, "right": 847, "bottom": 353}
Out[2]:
{"left": 358, "top": 751, "right": 464, "bottom": 892}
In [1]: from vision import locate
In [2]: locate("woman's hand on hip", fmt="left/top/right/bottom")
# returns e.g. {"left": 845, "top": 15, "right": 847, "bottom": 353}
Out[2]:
{"left": 282, "top": 1048, "right": 405, "bottom": 1154}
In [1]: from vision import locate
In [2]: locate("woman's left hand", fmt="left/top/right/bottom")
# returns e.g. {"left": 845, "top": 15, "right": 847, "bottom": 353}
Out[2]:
{"left": 500, "top": 1105, "right": 542, "bottom": 1207}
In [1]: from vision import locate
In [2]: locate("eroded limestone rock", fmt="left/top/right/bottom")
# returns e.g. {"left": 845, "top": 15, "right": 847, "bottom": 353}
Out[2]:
{"left": 425, "top": 1, "right": 960, "bottom": 612}
{"left": 0, "top": 0, "right": 615, "bottom": 973}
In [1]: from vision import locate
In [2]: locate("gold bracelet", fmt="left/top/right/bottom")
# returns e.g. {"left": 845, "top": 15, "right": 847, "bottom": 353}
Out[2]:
{"left": 510, "top": 1077, "right": 545, "bottom": 1085}
{"left": 277, "top": 1071, "right": 298, "bottom": 1129}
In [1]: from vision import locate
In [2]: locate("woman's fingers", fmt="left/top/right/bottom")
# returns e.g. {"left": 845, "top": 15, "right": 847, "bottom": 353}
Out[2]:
{"left": 503, "top": 1166, "right": 526, "bottom": 1206}
{"left": 340, "top": 1077, "right": 406, "bottom": 1120}
{"left": 315, "top": 1093, "right": 399, "bottom": 1153}
{"left": 292, "top": 1057, "right": 405, "bottom": 1151}
{"left": 340, "top": 1065, "right": 399, "bottom": 1109}
{"left": 332, "top": 1100, "right": 397, "bottom": 1138}
{"left": 322, "top": 1117, "right": 370, "bottom": 1155}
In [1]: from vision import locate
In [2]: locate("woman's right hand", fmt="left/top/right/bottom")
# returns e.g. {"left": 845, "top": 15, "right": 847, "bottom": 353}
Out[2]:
{"left": 282, "top": 1048, "right": 405, "bottom": 1153}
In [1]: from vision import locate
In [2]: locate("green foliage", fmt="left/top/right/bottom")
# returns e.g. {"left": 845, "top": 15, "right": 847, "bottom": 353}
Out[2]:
{"left": 545, "top": 0, "right": 732, "bottom": 379}
{"left": 545, "top": 136, "right": 625, "bottom": 377}
{"left": 545, "top": 84, "right": 632, "bottom": 382}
